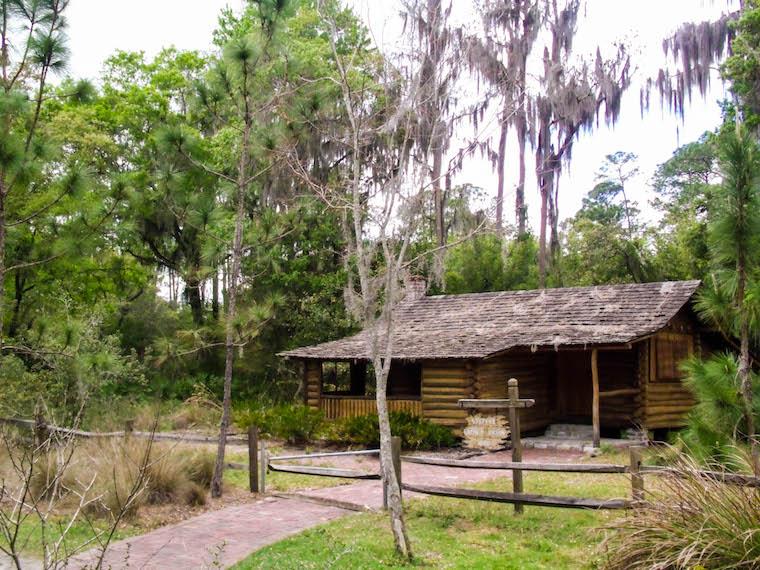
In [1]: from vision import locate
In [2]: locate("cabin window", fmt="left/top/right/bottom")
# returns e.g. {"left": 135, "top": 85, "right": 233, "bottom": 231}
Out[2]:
{"left": 321, "top": 362, "right": 352, "bottom": 394}
{"left": 320, "top": 360, "right": 420, "bottom": 398}
{"left": 388, "top": 362, "right": 422, "bottom": 397}
{"left": 655, "top": 333, "right": 692, "bottom": 381}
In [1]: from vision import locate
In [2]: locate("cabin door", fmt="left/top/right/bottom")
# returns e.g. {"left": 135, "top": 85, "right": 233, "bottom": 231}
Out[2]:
{"left": 556, "top": 351, "right": 593, "bottom": 422}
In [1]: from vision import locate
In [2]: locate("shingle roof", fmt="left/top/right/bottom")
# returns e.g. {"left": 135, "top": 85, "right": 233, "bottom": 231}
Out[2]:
{"left": 280, "top": 280, "right": 702, "bottom": 360}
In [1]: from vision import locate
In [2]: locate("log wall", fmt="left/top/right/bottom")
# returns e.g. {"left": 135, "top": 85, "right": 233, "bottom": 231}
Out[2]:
{"left": 644, "top": 332, "right": 696, "bottom": 429}
{"left": 598, "top": 349, "right": 640, "bottom": 427}
{"left": 421, "top": 360, "right": 473, "bottom": 431}
{"left": 475, "top": 353, "right": 554, "bottom": 433}
{"left": 304, "top": 360, "right": 322, "bottom": 410}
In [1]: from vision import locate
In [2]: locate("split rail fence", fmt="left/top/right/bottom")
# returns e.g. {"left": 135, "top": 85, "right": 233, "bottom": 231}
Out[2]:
{"left": 5, "top": 398, "right": 760, "bottom": 515}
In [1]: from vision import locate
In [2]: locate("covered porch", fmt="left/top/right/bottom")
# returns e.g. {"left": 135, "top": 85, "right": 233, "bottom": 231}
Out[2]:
{"left": 304, "top": 359, "right": 423, "bottom": 420}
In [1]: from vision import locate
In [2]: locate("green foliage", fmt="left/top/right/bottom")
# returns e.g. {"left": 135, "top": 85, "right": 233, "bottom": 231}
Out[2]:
{"left": 325, "top": 412, "right": 457, "bottom": 450}
{"left": 681, "top": 353, "right": 760, "bottom": 467}
{"left": 235, "top": 403, "right": 325, "bottom": 444}
{"left": 444, "top": 234, "right": 538, "bottom": 294}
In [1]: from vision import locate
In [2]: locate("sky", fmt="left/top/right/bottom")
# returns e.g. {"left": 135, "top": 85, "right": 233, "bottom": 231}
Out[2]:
{"left": 66, "top": 0, "right": 737, "bottom": 232}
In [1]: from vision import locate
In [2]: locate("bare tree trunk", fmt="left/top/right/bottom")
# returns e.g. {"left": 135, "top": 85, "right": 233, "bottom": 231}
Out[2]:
{"left": 432, "top": 143, "right": 445, "bottom": 248}
{"left": 538, "top": 176, "right": 548, "bottom": 288}
{"left": 516, "top": 117, "right": 527, "bottom": 237}
{"left": 375, "top": 357, "right": 411, "bottom": 556}
{"left": 737, "top": 255, "right": 760, "bottom": 475}
{"left": 495, "top": 121, "right": 508, "bottom": 233}
{"left": 0, "top": 186, "right": 5, "bottom": 350}
{"left": 211, "top": 92, "right": 251, "bottom": 498}
{"left": 212, "top": 269, "right": 220, "bottom": 321}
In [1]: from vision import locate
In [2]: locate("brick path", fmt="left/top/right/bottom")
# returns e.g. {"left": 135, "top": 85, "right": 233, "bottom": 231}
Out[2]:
{"left": 67, "top": 449, "right": 581, "bottom": 569}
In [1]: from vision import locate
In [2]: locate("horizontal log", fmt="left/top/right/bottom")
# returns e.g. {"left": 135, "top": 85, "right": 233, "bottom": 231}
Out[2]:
{"left": 641, "top": 466, "right": 760, "bottom": 487}
{"left": 270, "top": 449, "right": 379, "bottom": 461}
{"left": 402, "top": 483, "right": 630, "bottom": 510}
{"left": 272, "top": 492, "right": 372, "bottom": 512}
{"left": 401, "top": 456, "right": 628, "bottom": 473}
{"left": 599, "top": 388, "right": 639, "bottom": 398}
{"left": 423, "top": 409, "right": 468, "bottom": 418}
{"left": 458, "top": 399, "right": 535, "bottom": 409}
{"left": 268, "top": 463, "right": 381, "bottom": 480}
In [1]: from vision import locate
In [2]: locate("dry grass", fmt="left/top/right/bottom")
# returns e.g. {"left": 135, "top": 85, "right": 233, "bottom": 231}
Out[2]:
{"left": 602, "top": 451, "right": 760, "bottom": 569}
{"left": 6, "top": 437, "right": 216, "bottom": 519}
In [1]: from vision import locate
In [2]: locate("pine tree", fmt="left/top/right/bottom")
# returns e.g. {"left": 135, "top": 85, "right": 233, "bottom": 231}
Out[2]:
{"left": 696, "top": 125, "right": 760, "bottom": 474}
{"left": 0, "top": 0, "right": 72, "bottom": 348}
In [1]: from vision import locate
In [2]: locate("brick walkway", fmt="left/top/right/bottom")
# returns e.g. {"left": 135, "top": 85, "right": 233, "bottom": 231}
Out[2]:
{"left": 67, "top": 449, "right": 581, "bottom": 569}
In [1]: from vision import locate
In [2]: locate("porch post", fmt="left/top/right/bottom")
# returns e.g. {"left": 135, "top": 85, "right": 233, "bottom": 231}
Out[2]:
{"left": 591, "top": 348, "right": 600, "bottom": 448}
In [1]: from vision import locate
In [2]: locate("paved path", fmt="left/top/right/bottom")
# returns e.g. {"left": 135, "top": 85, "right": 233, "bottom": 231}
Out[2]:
{"left": 67, "top": 449, "right": 581, "bottom": 569}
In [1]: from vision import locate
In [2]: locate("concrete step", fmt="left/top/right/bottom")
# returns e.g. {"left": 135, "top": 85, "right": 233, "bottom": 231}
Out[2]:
{"left": 544, "top": 424, "right": 595, "bottom": 439}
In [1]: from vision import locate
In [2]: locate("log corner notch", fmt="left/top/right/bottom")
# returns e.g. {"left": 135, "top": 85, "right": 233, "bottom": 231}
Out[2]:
{"left": 591, "top": 348, "right": 600, "bottom": 448}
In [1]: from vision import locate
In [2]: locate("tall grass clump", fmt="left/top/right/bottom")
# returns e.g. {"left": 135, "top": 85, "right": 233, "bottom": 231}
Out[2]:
{"left": 602, "top": 450, "right": 760, "bottom": 569}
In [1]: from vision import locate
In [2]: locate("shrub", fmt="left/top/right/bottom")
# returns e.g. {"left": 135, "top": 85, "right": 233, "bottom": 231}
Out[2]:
{"left": 327, "top": 412, "right": 457, "bottom": 450}
{"left": 602, "top": 450, "right": 760, "bottom": 569}
{"left": 234, "top": 403, "right": 324, "bottom": 445}
{"left": 681, "top": 353, "right": 760, "bottom": 468}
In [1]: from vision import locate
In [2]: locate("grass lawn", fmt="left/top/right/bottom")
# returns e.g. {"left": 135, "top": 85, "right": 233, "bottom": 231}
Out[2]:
{"left": 0, "top": 515, "right": 132, "bottom": 561}
{"left": 234, "top": 455, "right": 631, "bottom": 569}
{"left": 224, "top": 449, "right": 357, "bottom": 493}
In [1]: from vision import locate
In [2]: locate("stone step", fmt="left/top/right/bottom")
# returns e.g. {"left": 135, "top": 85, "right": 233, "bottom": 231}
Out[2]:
{"left": 544, "top": 424, "right": 595, "bottom": 439}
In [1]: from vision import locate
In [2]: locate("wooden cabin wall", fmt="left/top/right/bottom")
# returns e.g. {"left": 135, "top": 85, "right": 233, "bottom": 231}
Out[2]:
{"left": 421, "top": 360, "right": 473, "bottom": 431}
{"left": 304, "top": 360, "right": 322, "bottom": 409}
{"left": 643, "top": 308, "right": 698, "bottom": 429}
{"left": 475, "top": 353, "right": 554, "bottom": 433}
{"left": 557, "top": 349, "right": 639, "bottom": 428}
{"left": 598, "top": 349, "right": 639, "bottom": 427}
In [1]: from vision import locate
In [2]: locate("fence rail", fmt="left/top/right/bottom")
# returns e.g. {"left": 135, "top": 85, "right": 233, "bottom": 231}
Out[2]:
{"left": 268, "top": 463, "right": 381, "bottom": 479}
{"left": 402, "top": 483, "right": 631, "bottom": 510}
{"left": 401, "top": 455, "right": 629, "bottom": 474}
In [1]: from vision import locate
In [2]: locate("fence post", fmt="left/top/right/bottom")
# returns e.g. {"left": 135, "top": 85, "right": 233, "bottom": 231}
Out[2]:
{"left": 507, "top": 378, "right": 524, "bottom": 515}
{"left": 124, "top": 419, "right": 135, "bottom": 441}
{"left": 249, "top": 426, "right": 259, "bottom": 493}
{"left": 392, "top": 436, "right": 402, "bottom": 501}
{"left": 34, "top": 411, "right": 48, "bottom": 447}
{"left": 630, "top": 445, "right": 644, "bottom": 503}
{"left": 259, "top": 439, "right": 267, "bottom": 494}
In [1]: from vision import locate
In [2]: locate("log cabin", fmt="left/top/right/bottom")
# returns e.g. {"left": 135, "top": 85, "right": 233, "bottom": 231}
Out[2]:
{"left": 281, "top": 279, "right": 724, "bottom": 442}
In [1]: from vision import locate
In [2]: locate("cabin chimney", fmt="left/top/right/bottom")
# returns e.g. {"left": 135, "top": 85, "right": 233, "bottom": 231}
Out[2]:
{"left": 404, "top": 276, "right": 427, "bottom": 301}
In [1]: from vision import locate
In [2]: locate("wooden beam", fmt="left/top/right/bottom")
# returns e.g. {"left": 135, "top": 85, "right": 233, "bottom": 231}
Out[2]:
{"left": 599, "top": 388, "right": 639, "bottom": 399}
{"left": 457, "top": 399, "right": 535, "bottom": 409}
{"left": 591, "top": 348, "right": 600, "bottom": 448}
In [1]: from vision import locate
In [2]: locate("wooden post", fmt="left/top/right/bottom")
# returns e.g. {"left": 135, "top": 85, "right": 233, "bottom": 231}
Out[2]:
{"left": 630, "top": 445, "right": 644, "bottom": 503}
{"left": 34, "top": 411, "right": 48, "bottom": 447}
{"left": 507, "top": 378, "right": 524, "bottom": 515}
{"left": 124, "top": 419, "right": 135, "bottom": 441}
{"left": 591, "top": 348, "right": 600, "bottom": 448}
{"left": 392, "top": 436, "right": 402, "bottom": 501}
{"left": 248, "top": 426, "right": 259, "bottom": 493}
{"left": 259, "top": 439, "right": 267, "bottom": 494}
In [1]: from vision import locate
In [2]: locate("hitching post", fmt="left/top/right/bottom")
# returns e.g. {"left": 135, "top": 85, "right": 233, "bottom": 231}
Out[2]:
{"left": 259, "top": 439, "right": 267, "bottom": 494}
{"left": 458, "top": 377, "right": 534, "bottom": 516}
{"left": 507, "top": 379, "right": 524, "bottom": 514}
